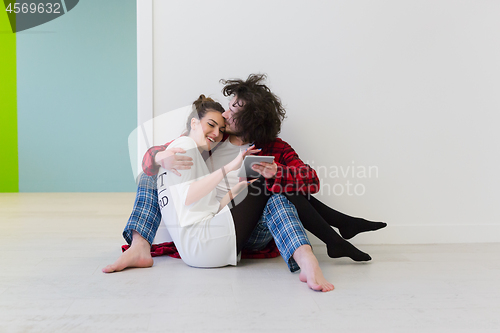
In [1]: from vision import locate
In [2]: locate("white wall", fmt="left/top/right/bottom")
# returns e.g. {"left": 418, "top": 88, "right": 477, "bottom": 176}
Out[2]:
{"left": 150, "top": 0, "right": 500, "bottom": 244}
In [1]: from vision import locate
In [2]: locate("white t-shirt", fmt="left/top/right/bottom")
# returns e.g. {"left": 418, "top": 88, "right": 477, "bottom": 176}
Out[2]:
{"left": 206, "top": 139, "right": 252, "bottom": 201}
{"left": 157, "top": 136, "right": 237, "bottom": 268}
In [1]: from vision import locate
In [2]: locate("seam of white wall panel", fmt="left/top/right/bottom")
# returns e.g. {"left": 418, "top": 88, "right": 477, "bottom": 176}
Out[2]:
{"left": 136, "top": 0, "right": 154, "bottom": 177}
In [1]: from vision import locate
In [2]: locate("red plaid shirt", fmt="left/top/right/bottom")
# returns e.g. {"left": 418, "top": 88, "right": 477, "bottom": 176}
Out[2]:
{"left": 142, "top": 135, "right": 320, "bottom": 194}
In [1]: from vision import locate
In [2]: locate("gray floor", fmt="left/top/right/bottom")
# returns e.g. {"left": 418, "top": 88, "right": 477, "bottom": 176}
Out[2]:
{"left": 1, "top": 193, "right": 499, "bottom": 332}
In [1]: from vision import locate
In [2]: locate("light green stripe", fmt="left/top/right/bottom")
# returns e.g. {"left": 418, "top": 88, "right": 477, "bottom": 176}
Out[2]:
{"left": 0, "top": 5, "right": 19, "bottom": 192}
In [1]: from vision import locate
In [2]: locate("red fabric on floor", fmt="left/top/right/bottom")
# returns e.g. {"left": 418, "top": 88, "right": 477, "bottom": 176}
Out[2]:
{"left": 121, "top": 240, "right": 280, "bottom": 259}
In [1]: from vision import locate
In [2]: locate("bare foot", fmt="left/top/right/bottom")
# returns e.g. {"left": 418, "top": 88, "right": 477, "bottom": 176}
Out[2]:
{"left": 102, "top": 232, "right": 153, "bottom": 273}
{"left": 294, "top": 245, "right": 334, "bottom": 292}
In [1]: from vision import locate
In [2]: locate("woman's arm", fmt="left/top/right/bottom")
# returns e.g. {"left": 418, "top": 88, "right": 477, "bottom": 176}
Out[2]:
{"left": 218, "top": 179, "right": 258, "bottom": 212}
{"left": 184, "top": 166, "right": 227, "bottom": 206}
{"left": 185, "top": 146, "right": 260, "bottom": 206}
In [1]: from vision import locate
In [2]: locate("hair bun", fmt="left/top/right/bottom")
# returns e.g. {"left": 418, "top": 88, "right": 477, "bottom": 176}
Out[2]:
{"left": 193, "top": 94, "right": 216, "bottom": 110}
{"left": 186, "top": 94, "right": 225, "bottom": 135}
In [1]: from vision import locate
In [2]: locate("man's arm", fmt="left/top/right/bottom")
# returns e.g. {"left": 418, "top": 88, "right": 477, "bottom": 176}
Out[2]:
{"left": 142, "top": 142, "right": 193, "bottom": 176}
{"left": 257, "top": 138, "right": 320, "bottom": 194}
{"left": 142, "top": 144, "right": 168, "bottom": 176}
{"left": 143, "top": 134, "right": 230, "bottom": 177}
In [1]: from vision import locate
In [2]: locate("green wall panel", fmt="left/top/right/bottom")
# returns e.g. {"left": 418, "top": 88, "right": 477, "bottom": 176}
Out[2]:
{"left": 0, "top": 3, "right": 18, "bottom": 192}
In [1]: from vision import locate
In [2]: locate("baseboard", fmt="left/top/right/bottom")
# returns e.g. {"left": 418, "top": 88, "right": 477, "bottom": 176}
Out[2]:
{"left": 307, "top": 224, "right": 500, "bottom": 245}
{"left": 154, "top": 223, "right": 500, "bottom": 246}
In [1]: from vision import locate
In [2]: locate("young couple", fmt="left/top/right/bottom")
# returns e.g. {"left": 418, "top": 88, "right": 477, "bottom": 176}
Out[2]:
{"left": 103, "top": 74, "right": 386, "bottom": 292}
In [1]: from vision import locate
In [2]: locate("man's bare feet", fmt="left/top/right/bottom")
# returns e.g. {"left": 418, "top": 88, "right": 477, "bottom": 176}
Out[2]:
{"left": 294, "top": 245, "right": 334, "bottom": 292}
{"left": 102, "top": 232, "right": 153, "bottom": 273}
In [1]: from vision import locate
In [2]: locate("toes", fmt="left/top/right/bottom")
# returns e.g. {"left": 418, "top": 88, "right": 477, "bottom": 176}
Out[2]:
{"left": 307, "top": 279, "right": 324, "bottom": 291}
{"left": 309, "top": 284, "right": 323, "bottom": 291}
{"left": 319, "top": 284, "right": 333, "bottom": 292}
{"left": 102, "top": 265, "right": 116, "bottom": 273}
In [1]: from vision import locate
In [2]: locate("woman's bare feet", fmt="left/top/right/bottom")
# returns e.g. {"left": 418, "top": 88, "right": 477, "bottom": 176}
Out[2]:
{"left": 294, "top": 245, "right": 334, "bottom": 292}
{"left": 102, "top": 232, "right": 153, "bottom": 273}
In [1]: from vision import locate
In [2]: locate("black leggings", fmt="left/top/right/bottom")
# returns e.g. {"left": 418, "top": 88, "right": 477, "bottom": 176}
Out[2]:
{"left": 229, "top": 179, "right": 271, "bottom": 253}
{"left": 284, "top": 193, "right": 345, "bottom": 247}
{"left": 230, "top": 179, "right": 358, "bottom": 253}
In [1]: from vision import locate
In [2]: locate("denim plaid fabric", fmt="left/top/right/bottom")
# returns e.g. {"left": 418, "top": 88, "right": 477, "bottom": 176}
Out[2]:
{"left": 245, "top": 194, "right": 310, "bottom": 272}
{"left": 123, "top": 173, "right": 162, "bottom": 245}
{"left": 243, "top": 219, "right": 274, "bottom": 252}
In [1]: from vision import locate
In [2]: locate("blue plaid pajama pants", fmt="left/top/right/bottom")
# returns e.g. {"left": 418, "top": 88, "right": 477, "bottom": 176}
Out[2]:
{"left": 124, "top": 173, "right": 311, "bottom": 272}
{"left": 123, "top": 173, "right": 161, "bottom": 245}
{"left": 242, "top": 194, "right": 310, "bottom": 272}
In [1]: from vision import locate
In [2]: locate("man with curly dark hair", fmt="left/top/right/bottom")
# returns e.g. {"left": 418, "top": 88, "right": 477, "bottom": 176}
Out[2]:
{"left": 220, "top": 74, "right": 286, "bottom": 145}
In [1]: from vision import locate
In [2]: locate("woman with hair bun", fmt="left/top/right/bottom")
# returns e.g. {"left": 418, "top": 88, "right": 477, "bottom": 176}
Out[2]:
{"left": 156, "top": 95, "right": 262, "bottom": 268}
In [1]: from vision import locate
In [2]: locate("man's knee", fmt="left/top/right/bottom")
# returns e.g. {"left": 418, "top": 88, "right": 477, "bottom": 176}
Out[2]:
{"left": 137, "top": 172, "right": 157, "bottom": 190}
{"left": 268, "top": 194, "right": 288, "bottom": 206}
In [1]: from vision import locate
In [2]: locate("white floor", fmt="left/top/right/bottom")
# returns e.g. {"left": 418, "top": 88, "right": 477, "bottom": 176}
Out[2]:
{"left": 0, "top": 193, "right": 499, "bottom": 333}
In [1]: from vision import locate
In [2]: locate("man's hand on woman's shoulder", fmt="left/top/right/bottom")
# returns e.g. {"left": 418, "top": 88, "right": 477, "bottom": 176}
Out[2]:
{"left": 155, "top": 148, "right": 194, "bottom": 176}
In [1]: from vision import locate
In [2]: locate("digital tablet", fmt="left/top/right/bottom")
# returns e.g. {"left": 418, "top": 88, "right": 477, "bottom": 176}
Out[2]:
{"left": 237, "top": 155, "right": 275, "bottom": 178}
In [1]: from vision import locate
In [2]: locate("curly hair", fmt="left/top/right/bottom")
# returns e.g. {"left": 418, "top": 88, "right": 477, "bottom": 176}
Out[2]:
{"left": 185, "top": 95, "right": 225, "bottom": 134}
{"left": 220, "top": 74, "right": 286, "bottom": 144}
